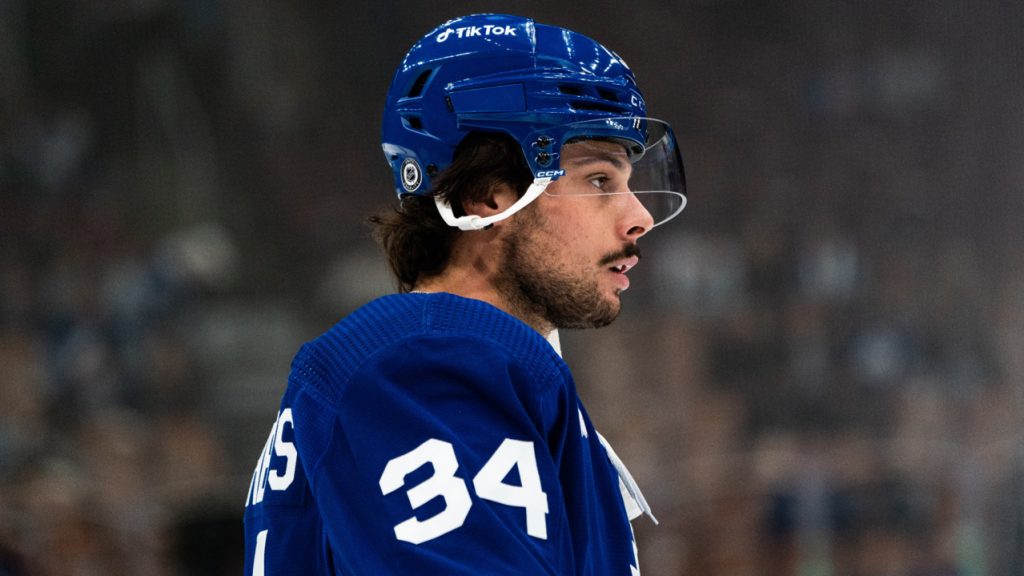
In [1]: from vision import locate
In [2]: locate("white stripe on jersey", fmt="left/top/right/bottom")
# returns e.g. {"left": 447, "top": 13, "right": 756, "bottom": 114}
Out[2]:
{"left": 597, "top": 432, "right": 657, "bottom": 525}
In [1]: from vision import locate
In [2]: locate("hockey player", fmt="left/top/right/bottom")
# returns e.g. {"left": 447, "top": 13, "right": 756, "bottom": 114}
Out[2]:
{"left": 244, "top": 13, "right": 687, "bottom": 575}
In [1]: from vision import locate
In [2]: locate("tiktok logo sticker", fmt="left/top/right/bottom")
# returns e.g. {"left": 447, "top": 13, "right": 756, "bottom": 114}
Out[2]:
{"left": 436, "top": 25, "right": 518, "bottom": 43}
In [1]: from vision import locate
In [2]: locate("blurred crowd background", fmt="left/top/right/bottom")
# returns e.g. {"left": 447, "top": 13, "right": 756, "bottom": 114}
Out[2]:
{"left": 2, "top": 1, "right": 1023, "bottom": 575}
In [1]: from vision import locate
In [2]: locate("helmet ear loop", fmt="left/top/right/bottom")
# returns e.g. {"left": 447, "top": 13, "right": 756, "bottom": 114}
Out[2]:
{"left": 434, "top": 178, "right": 553, "bottom": 231}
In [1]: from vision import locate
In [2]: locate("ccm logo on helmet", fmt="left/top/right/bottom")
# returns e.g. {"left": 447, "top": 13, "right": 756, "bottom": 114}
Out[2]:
{"left": 436, "top": 25, "right": 517, "bottom": 43}
{"left": 536, "top": 170, "right": 565, "bottom": 178}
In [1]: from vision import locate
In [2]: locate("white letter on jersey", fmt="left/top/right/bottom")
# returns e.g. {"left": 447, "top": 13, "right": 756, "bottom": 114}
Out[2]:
{"left": 473, "top": 439, "right": 549, "bottom": 539}
{"left": 252, "top": 529, "right": 268, "bottom": 576}
{"left": 379, "top": 439, "right": 472, "bottom": 544}
{"left": 246, "top": 409, "right": 298, "bottom": 506}
{"left": 249, "top": 422, "right": 276, "bottom": 505}
{"left": 268, "top": 408, "right": 297, "bottom": 490}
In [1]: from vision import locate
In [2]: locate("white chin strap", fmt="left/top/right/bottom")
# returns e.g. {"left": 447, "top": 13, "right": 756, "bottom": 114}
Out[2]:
{"left": 434, "top": 177, "right": 552, "bottom": 231}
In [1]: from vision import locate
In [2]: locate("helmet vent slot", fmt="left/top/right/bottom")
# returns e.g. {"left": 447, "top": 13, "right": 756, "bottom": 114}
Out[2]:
{"left": 559, "top": 84, "right": 624, "bottom": 112}
{"left": 406, "top": 69, "right": 434, "bottom": 98}
{"left": 404, "top": 115, "right": 424, "bottom": 130}
{"left": 570, "top": 101, "right": 625, "bottom": 113}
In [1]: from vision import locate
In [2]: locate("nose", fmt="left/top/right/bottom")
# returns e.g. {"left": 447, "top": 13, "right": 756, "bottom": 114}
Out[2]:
{"left": 621, "top": 191, "right": 655, "bottom": 240}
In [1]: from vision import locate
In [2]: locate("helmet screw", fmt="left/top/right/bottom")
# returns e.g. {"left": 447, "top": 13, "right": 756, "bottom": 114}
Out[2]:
{"left": 537, "top": 152, "right": 551, "bottom": 166}
{"left": 536, "top": 136, "right": 552, "bottom": 148}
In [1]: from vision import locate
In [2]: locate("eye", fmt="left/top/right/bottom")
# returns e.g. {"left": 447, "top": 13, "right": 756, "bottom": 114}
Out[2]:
{"left": 588, "top": 175, "right": 610, "bottom": 190}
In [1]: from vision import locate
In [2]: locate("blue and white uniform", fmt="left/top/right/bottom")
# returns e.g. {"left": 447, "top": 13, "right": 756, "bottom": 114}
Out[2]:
{"left": 243, "top": 292, "right": 653, "bottom": 575}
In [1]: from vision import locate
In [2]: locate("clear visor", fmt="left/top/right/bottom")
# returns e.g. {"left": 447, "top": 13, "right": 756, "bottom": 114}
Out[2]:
{"left": 532, "top": 117, "right": 687, "bottom": 227}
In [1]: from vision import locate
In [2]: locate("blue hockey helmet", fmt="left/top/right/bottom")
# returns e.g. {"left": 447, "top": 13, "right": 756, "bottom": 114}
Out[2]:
{"left": 382, "top": 13, "right": 686, "bottom": 230}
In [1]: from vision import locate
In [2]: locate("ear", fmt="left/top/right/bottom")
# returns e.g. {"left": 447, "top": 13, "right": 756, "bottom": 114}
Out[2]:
{"left": 461, "top": 182, "right": 518, "bottom": 219}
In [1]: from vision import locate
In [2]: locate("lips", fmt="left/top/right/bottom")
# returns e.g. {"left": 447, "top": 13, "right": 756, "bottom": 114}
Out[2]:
{"left": 608, "top": 255, "right": 640, "bottom": 274}
{"left": 606, "top": 254, "right": 639, "bottom": 292}
{"left": 600, "top": 246, "right": 641, "bottom": 292}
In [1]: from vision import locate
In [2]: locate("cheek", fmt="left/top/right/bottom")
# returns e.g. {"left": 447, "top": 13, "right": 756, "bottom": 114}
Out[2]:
{"left": 543, "top": 196, "right": 606, "bottom": 230}
{"left": 519, "top": 221, "right": 585, "bottom": 270}
{"left": 526, "top": 196, "right": 610, "bottom": 256}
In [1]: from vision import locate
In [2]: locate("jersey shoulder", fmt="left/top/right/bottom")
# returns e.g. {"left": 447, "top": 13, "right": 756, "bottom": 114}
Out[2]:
{"left": 292, "top": 292, "right": 568, "bottom": 408}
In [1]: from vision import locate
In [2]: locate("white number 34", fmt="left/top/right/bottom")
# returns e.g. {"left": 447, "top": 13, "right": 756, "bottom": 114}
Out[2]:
{"left": 378, "top": 438, "right": 549, "bottom": 544}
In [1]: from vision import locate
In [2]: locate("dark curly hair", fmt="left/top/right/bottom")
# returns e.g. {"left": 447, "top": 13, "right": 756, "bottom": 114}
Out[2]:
{"left": 370, "top": 132, "right": 534, "bottom": 292}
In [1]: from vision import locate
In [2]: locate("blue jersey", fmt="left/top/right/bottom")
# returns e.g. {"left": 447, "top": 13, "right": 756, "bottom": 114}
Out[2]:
{"left": 243, "top": 293, "right": 653, "bottom": 575}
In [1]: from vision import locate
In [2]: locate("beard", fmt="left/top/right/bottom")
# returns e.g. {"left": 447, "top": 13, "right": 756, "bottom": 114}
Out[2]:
{"left": 495, "top": 207, "right": 636, "bottom": 330}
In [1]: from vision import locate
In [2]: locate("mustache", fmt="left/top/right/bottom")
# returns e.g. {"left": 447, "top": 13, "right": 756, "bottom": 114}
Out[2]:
{"left": 598, "top": 243, "right": 642, "bottom": 267}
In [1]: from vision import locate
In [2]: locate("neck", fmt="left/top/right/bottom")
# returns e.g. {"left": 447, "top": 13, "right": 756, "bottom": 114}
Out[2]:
{"left": 413, "top": 238, "right": 553, "bottom": 336}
